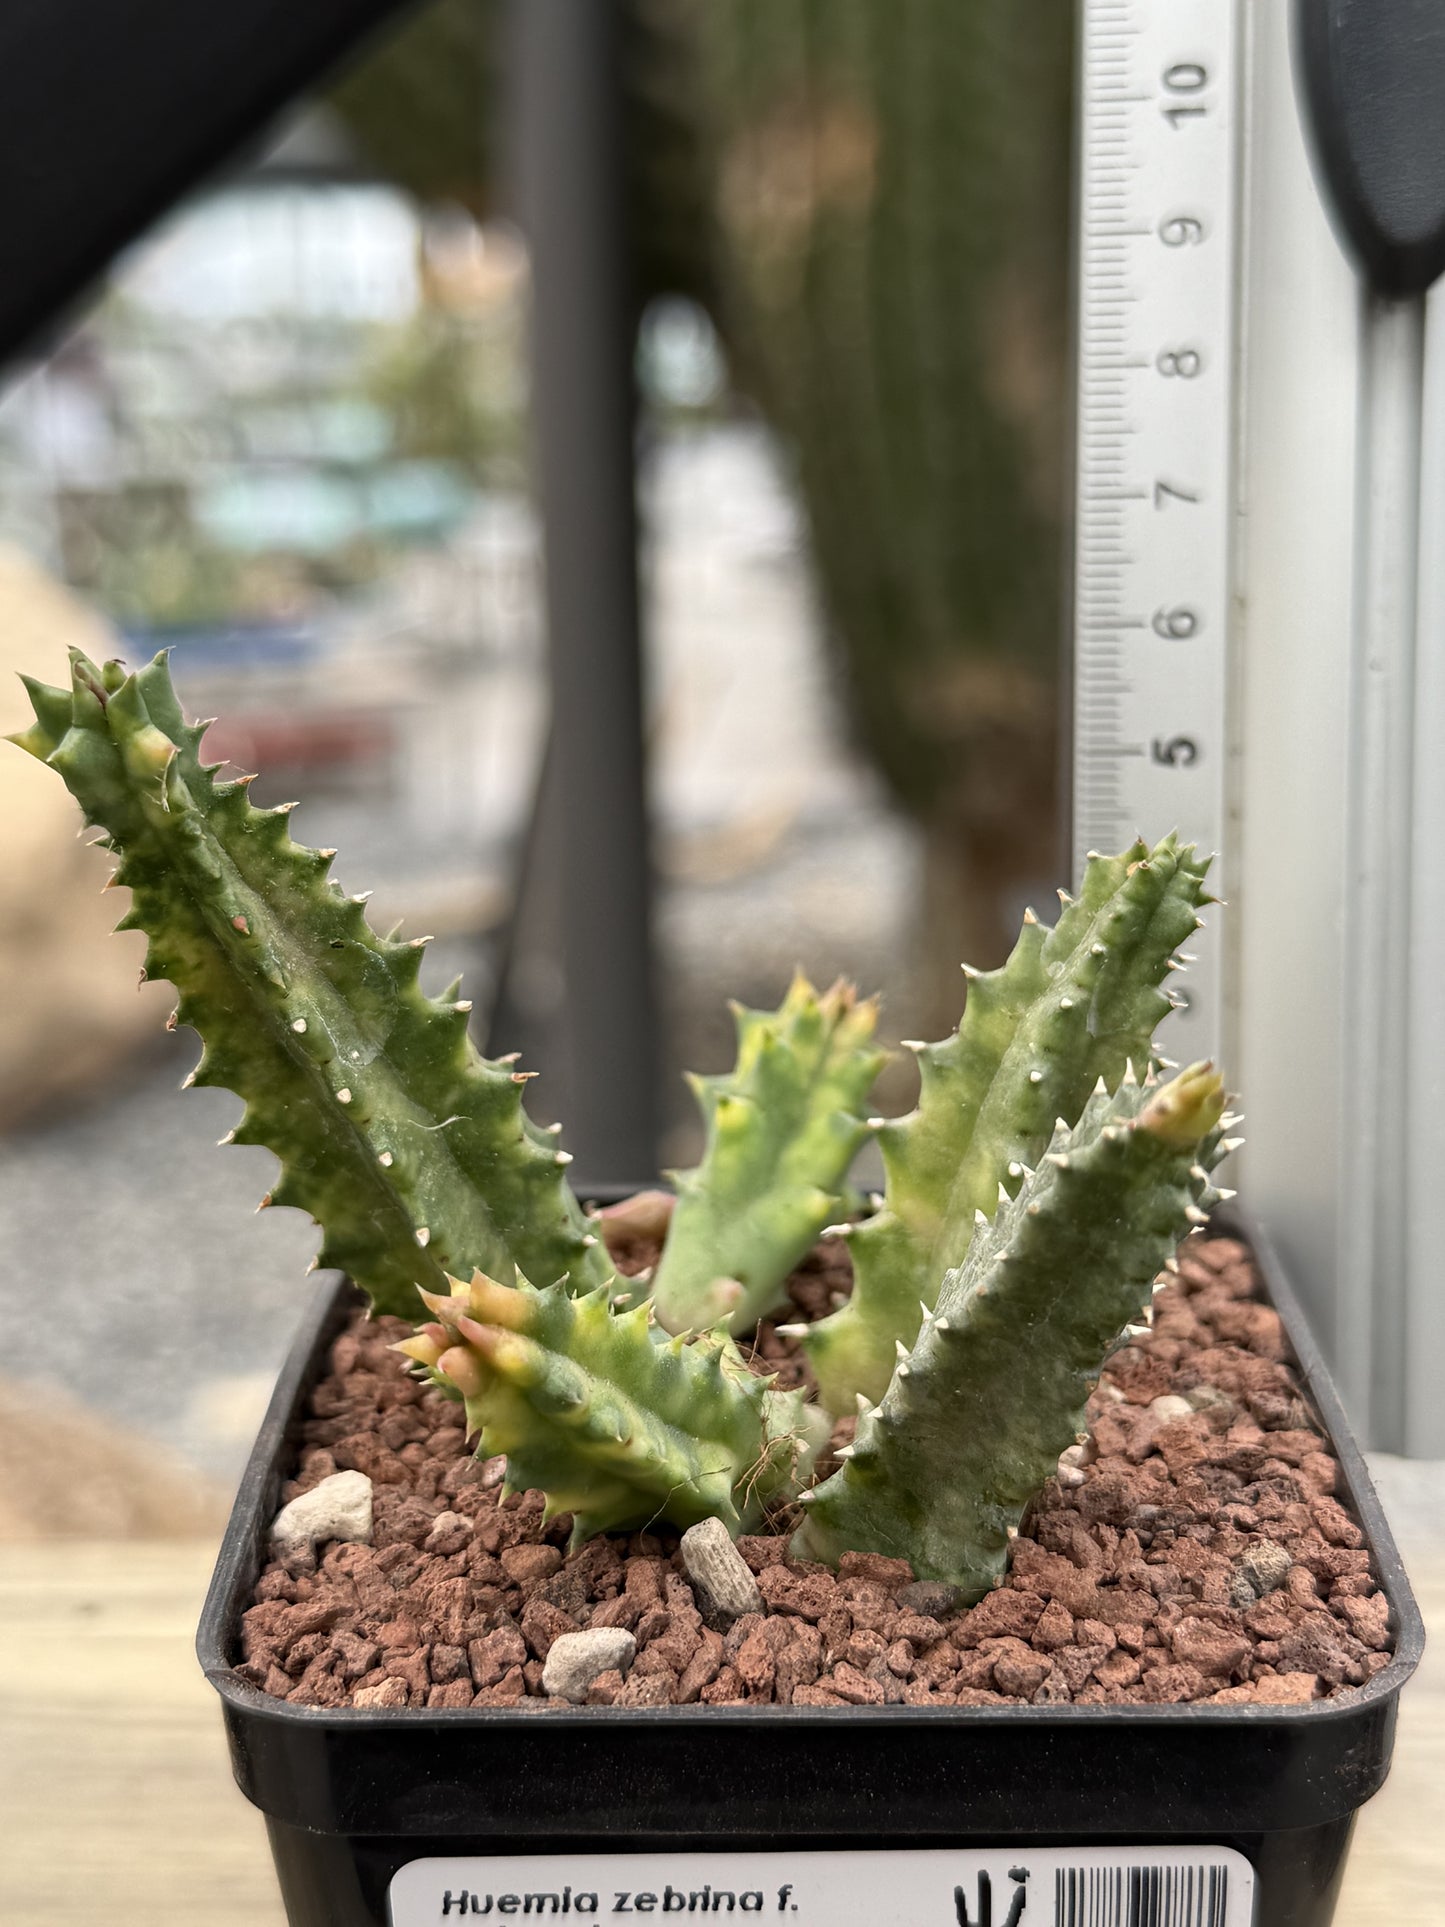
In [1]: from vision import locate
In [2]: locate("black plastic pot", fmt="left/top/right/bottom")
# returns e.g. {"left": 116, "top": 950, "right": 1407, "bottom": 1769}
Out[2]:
{"left": 199, "top": 1215, "right": 1422, "bottom": 1927}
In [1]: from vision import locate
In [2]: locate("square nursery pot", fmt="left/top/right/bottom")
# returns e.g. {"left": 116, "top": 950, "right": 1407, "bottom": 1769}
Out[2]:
{"left": 199, "top": 1211, "right": 1422, "bottom": 1927}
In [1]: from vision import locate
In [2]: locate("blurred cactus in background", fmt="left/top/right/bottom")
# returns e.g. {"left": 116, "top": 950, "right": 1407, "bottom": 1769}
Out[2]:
{"left": 680, "top": 0, "right": 1074, "bottom": 1022}
{"left": 327, "top": 0, "right": 502, "bottom": 223}
{"left": 328, "top": 0, "right": 1074, "bottom": 1029}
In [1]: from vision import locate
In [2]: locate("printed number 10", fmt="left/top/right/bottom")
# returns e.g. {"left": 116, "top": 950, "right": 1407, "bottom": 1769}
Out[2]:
{"left": 1162, "top": 60, "right": 1208, "bottom": 128}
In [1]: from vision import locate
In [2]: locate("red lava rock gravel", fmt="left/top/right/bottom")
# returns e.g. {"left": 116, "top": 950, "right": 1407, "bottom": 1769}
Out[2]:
{"left": 238, "top": 1234, "right": 1393, "bottom": 1711}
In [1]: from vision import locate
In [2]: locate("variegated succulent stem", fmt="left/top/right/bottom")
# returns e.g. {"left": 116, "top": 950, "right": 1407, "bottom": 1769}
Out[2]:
{"left": 792, "top": 1063, "right": 1232, "bottom": 1597}
{"left": 399, "top": 1272, "right": 829, "bottom": 1543}
{"left": 649, "top": 973, "right": 886, "bottom": 1335}
{"left": 801, "top": 836, "right": 1211, "bottom": 1412}
{"left": 11, "top": 651, "right": 611, "bottom": 1318}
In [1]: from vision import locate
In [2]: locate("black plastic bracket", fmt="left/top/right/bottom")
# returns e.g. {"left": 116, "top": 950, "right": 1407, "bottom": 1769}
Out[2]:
{"left": 0, "top": 0, "right": 418, "bottom": 370}
{"left": 1293, "top": 0, "right": 1445, "bottom": 297}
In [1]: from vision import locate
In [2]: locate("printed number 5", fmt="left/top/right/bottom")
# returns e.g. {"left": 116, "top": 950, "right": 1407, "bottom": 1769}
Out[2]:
{"left": 1152, "top": 736, "right": 1199, "bottom": 767}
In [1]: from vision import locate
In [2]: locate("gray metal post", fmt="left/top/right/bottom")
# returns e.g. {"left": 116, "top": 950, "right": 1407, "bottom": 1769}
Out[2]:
{"left": 1229, "top": 6, "right": 1363, "bottom": 1421}
{"left": 509, "top": 0, "right": 658, "bottom": 1183}
{"left": 1339, "top": 298, "right": 1424, "bottom": 1451}
{"left": 1231, "top": 6, "right": 1445, "bottom": 1452}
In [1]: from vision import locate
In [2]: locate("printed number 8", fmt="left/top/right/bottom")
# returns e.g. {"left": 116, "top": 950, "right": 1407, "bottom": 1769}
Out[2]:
{"left": 1152, "top": 606, "right": 1200, "bottom": 639}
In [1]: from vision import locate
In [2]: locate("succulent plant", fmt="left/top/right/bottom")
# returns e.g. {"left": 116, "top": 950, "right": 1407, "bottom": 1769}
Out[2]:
{"left": 648, "top": 972, "right": 886, "bottom": 1337}
{"left": 799, "top": 837, "right": 1212, "bottom": 1414}
{"left": 11, "top": 651, "right": 611, "bottom": 1319}
{"left": 792, "top": 1062, "right": 1234, "bottom": 1596}
{"left": 398, "top": 1272, "right": 829, "bottom": 1543}
{"left": 14, "top": 649, "right": 1237, "bottom": 1587}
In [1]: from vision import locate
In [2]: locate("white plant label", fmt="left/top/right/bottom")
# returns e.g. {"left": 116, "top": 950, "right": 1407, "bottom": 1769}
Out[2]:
{"left": 1072, "top": 0, "right": 1241, "bottom": 1062}
{"left": 391, "top": 1844, "right": 1255, "bottom": 1926}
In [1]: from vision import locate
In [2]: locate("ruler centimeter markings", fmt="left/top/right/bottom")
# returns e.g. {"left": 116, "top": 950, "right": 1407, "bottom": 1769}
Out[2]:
{"left": 1072, "top": 0, "right": 1240, "bottom": 1062}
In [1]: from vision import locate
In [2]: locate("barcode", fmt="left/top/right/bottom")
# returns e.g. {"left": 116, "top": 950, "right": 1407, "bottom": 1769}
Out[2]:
{"left": 1054, "top": 1863, "right": 1231, "bottom": 1926}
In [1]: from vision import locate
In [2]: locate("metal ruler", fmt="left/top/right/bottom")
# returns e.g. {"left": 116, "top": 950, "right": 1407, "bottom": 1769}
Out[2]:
{"left": 1071, "top": 0, "right": 1240, "bottom": 1061}
{"left": 1070, "top": 0, "right": 1445, "bottom": 1449}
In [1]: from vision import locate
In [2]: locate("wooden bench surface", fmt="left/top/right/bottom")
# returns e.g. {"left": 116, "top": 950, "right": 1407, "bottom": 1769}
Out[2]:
{"left": 0, "top": 1537, "right": 1439, "bottom": 1926}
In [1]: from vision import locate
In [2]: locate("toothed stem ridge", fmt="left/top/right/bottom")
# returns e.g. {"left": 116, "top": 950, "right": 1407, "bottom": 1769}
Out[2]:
{"left": 791, "top": 1063, "right": 1231, "bottom": 1595}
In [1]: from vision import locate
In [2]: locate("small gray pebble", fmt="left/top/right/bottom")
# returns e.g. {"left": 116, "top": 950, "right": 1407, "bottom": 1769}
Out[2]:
{"left": 865, "top": 1654, "right": 906, "bottom": 1703}
{"left": 1185, "top": 1382, "right": 1236, "bottom": 1416}
{"left": 542, "top": 1629, "right": 637, "bottom": 1702}
{"left": 1230, "top": 1538, "right": 1293, "bottom": 1607}
{"left": 540, "top": 1570, "right": 591, "bottom": 1619}
{"left": 1031, "top": 1669, "right": 1074, "bottom": 1705}
{"left": 680, "top": 1517, "right": 764, "bottom": 1627}
{"left": 894, "top": 1580, "right": 963, "bottom": 1619}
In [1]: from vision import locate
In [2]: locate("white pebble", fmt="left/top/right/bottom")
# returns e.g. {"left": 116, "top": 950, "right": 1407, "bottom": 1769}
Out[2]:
{"left": 269, "top": 1470, "right": 373, "bottom": 1567}
{"left": 1055, "top": 1438, "right": 1096, "bottom": 1489}
{"left": 542, "top": 1629, "right": 637, "bottom": 1702}
{"left": 424, "top": 1510, "right": 473, "bottom": 1551}
{"left": 1147, "top": 1394, "right": 1195, "bottom": 1423}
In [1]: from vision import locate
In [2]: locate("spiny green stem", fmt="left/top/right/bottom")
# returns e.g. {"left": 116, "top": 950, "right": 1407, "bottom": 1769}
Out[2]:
{"left": 11, "top": 650, "right": 611, "bottom": 1318}
{"left": 649, "top": 973, "right": 886, "bottom": 1335}
{"left": 792, "top": 1063, "right": 1232, "bottom": 1597}
{"left": 399, "top": 1271, "right": 829, "bottom": 1543}
{"left": 802, "top": 836, "right": 1212, "bottom": 1411}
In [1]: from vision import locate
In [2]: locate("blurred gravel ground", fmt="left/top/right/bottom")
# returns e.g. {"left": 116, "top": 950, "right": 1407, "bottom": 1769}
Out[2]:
{"left": 0, "top": 1046, "right": 321, "bottom": 1480}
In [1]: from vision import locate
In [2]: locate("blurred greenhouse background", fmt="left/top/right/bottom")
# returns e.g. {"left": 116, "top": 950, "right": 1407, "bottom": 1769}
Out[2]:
{"left": 0, "top": 5, "right": 1439, "bottom": 1924}
{"left": 0, "top": 0, "right": 1077, "bottom": 1494}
